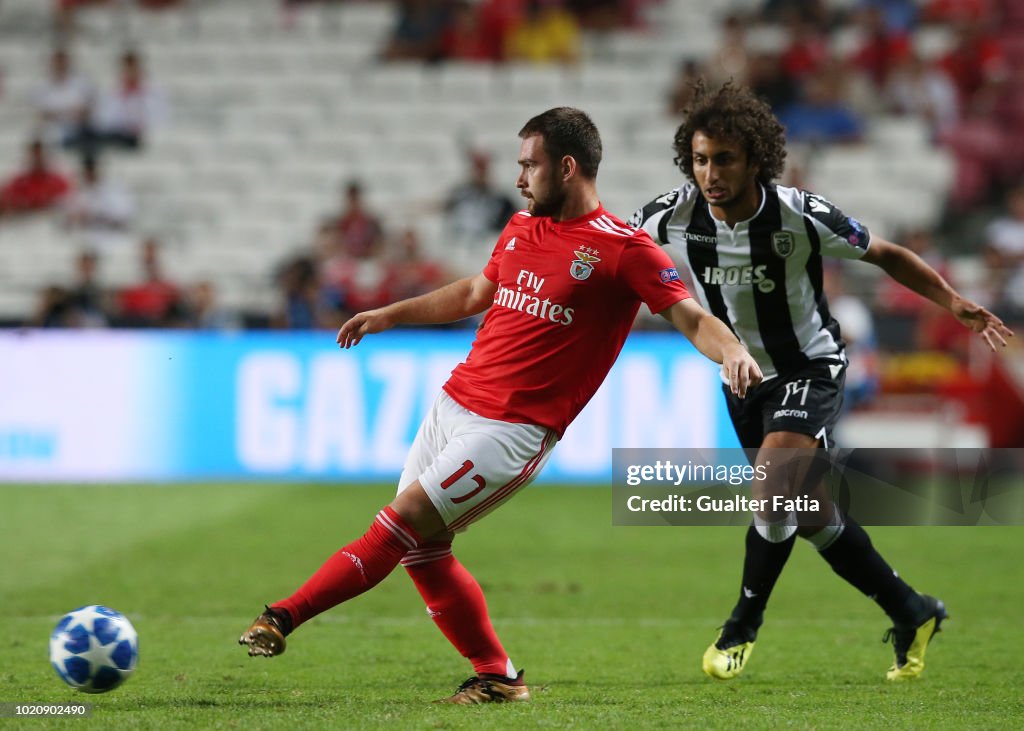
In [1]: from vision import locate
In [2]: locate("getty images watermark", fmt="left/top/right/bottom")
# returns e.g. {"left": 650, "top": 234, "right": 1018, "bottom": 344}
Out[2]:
{"left": 612, "top": 448, "right": 1024, "bottom": 527}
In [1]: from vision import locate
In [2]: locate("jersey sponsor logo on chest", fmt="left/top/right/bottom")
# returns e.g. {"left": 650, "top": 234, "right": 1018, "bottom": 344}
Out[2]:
{"left": 701, "top": 264, "right": 776, "bottom": 293}
{"left": 493, "top": 268, "right": 575, "bottom": 325}
{"left": 684, "top": 232, "right": 718, "bottom": 245}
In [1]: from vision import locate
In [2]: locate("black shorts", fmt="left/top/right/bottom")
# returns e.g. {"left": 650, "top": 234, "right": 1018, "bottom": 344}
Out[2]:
{"left": 723, "top": 360, "right": 845, "bottom": 449}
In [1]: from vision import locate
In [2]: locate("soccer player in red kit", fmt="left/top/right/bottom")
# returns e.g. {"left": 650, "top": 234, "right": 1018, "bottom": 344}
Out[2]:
{"left": 239, "top": 107, "right": 763, "bottom": 703}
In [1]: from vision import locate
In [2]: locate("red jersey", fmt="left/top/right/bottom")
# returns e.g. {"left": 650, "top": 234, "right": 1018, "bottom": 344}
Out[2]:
{"left": 443, "top": 205, "right": 690, "bottom": 436}
{"left": 0, "top": 169, "right": 71, "bottom": 212}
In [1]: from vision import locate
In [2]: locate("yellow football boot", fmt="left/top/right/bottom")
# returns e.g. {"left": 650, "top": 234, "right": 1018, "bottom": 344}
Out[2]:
{"left": 884, "top": 595, "right": 948, "bottom": 681}
{"left": 702, "top": 623, "right": 756, "bottom": 680}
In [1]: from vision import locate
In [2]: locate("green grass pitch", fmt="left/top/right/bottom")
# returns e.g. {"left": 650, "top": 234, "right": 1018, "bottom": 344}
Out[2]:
{"left": 3, "top": 483, "right": 1023, "bottom": 730}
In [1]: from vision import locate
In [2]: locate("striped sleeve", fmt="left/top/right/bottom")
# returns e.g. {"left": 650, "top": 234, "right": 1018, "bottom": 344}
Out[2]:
{"left": 801, "top": 190, "right": 870, "bottom": 260}
{"left": 629, "top": 187, "right": 683, "bottom": 246}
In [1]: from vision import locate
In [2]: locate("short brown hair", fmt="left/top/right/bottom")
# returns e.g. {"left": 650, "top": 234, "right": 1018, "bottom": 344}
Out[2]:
{"left": 519, "top": 107, "right": 602, "bottom": 178}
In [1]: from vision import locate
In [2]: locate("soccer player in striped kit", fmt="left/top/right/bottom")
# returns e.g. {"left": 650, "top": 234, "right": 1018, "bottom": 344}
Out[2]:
{"left": 631, "top": 81, "right": 1012, "bottom": 682}
{"left": 239, "top": 107, "right": 762, "bottom": 703}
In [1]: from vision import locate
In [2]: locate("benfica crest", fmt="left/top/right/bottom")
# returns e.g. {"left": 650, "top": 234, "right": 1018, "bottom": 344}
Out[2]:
{"left": 771, "top": 231, "right": 795, "bottom": 258}
{"left": 570, "top": 250, "right": 601, "bottom": 280}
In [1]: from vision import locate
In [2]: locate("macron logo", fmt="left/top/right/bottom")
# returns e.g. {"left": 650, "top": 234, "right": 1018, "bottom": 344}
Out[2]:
{"left": 505, "top": 237, "right": 516, "bottom": 251}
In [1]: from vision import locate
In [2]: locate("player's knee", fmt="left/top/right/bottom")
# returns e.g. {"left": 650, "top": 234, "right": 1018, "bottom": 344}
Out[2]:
{"left": 420, "top": 530, "right": 455, "bottom": 545}
{"left": 753, "top": 513, "right": 797, "bottom": 542}
{"left": 390, "top": 482, "right": 447, "bottom": 540}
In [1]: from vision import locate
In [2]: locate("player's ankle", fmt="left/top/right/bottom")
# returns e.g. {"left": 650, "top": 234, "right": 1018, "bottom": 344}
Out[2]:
{"left": 889, "top": 592, "right": 928, "bottom": 628}
{"left": 722, "top": 616, "right": 760, "bottom": 643}
{"left": 266, "top": 605, "right": 294, "bottom": 636}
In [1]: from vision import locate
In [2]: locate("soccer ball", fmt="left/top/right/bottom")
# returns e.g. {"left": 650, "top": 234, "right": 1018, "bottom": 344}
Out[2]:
{"left": 49, "top": 605, "right": 138, "bottom": 693}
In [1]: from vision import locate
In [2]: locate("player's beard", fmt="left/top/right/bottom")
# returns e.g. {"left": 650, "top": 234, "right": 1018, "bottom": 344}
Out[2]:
{"left": 527, "top": 173, "right": 567, "bottom": 218}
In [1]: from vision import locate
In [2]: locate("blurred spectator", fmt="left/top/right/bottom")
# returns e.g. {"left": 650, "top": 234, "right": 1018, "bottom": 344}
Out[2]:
{"left": 330, "top": 181, "right": 385, "bottom": 259}
{"left": 320, "top": 243, "right": 394, "bottom": 314}
{"left": 444, "top": 149, "right": 518, "bottom": 251}
{"left": 311, "top": 216, "right": 343, "bottom": 264}
{"left": 884, "top": 52, "right": 959, "bottom": 138}
{"left": 778, "top": 67, "right": 864, "bottom": 143}
{"left": 65, "top": 249, "right": 109, "bottom": 327}
{"left": 505, "top": 0, "right": 581, "bottom": 65}
{"left": 389, "top": 227, "right": 449, "bottom": 300}
{"left": 997, "top": 0, "right": 1024, "bottom": 31}
{"left": 0, "top": 139, "right": 72, "bottom": 217}
{"left": 983, "top": 184, "right": 1024, "bottom": 314}
{"left": 938, "top": 37, "right": 1017, "bottom": 212}
{"left": 30, "top": 250, "right": 109, "bottom": 328}
{"left": 923, "top": 0, "right": 992, "bottom": 24}
{"left": 31, "top": 48, "right": 94, "bottom": 147}
{"left": 761, "top": 0, "right": 833, "bottom": 29}
{"left": 92, "top": 50, "right": 168, "bottom": 150}
{"left": 311, "top": 218, "right": 359, "bottom": 318}
{"left": 381, "top": 0, "right": 451, "bottom": 63}
{"left": 824, "top": 265, "right": 879, "bottom": 411}
{"left": 476, "top": 0, "right": 523, "bottom": 58}
{"left": 938, "top": 19, "right": 1008, "bottom": 111}
{"left": 115, "top": 238, "right": 182, "bottom": 327}
{"left": 63, "top": 155, "right": 134, "bottom": 250}
{"left": 567, "top": 0, "right": 641, "bottom": 30}
{"left": 779, "top": 19, "right": 829, "bottom": 84}
{"left": 441, "top": 0, "right": 494, "bottom": 62}
{"left": 32, "top": 285, "right": 75, "bottom": 328}
{"left": 65, "top": 50, "right": 167, "bottom": 156}
{"left": 849, "top": 5, "right": 911, "bottom": 88}
{"left": 747, "top": 52, "right": 799, "bottom": 112}
{"left": 666, "top": 58, "right": 703, "bottom": 116}
{"left": 187, "top": 280, "right": 240, "bottom": 331}
{"left": 941, "top": 121, "right": 1010, "bottom": 209}
{"left": 705, "top": 14, "right": 750, "bottom": 87}
{"left": 272, "top": 255, "right": 337, "bottom": 329}
{"left": 856, "top": 0, "right": 918, "bottom": 34}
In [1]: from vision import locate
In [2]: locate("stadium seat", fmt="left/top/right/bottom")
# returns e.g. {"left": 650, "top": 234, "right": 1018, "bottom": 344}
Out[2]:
{"left": 0, "top": 0, "right": 965, "bottom": 324}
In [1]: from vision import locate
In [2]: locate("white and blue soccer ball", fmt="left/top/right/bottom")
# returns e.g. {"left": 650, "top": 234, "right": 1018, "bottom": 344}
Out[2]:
{"left": 49, "top": 605, "right": 138, "bottom": 693}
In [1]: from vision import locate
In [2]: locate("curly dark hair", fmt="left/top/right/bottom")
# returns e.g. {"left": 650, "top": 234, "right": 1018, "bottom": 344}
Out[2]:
{"left": 672, "top": 80, "right": 786, "bottom": 186}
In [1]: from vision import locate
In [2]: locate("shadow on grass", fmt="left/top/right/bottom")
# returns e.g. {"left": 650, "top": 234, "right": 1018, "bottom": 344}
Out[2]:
{"left": 112, "top": 696, "right": 336, "bottom": 711}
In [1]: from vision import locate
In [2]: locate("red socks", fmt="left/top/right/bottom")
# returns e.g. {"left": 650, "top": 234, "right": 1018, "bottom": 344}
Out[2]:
{"left": 269, "top": 510, "right": 513, "bottom": 679}
{"left": 403, "top": 544, "right": 514, "bottom": 678}
{"left": 273, "top": 507, "right": 419, "bottom": 630}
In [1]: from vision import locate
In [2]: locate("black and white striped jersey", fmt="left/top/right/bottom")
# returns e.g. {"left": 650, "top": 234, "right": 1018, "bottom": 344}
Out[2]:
{"left": 629, "top": 183, "right": 871, "bottom": 381}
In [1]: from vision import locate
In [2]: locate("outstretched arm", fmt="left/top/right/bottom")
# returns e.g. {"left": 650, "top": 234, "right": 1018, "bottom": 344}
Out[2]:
{"left": 337, "top": 273, "right": 498, "bottom": 349}
{"left": 862, "top": 238, "right": 1013, "bottom": 351}
{"left": 659, "top": 298, "right": 763, "bottom": 397}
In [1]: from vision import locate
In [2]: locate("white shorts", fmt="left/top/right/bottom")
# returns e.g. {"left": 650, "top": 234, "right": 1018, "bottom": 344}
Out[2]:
{"left": 397, "top": 391, "right": 557, "bottom": 531}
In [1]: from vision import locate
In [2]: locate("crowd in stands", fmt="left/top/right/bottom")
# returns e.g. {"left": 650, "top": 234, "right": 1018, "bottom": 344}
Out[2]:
{"left": 273, "top": 180, "right": 456, "bottom": 329}
{"left": 31, "top": 237, "right": 210, "bottom": 329}
{"left": 661, "top": 0, "right": 1024, "bottom": 358}
{"left": 380, "top": 0, "right": 648, "bottom": 63}
{"left": 669, "top": 0, "right": 1023, "bottom": 196}
{"left": 1, "top": 0, "right": 1022, "bottom": 395}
